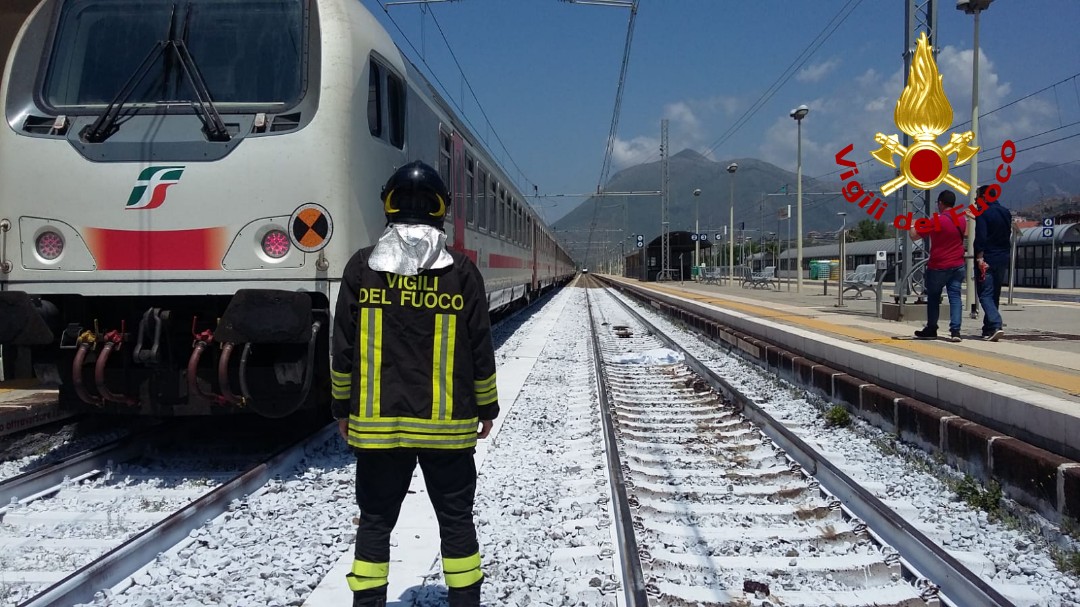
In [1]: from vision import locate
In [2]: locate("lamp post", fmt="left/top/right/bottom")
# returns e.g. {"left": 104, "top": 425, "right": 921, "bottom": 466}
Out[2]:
{"left": 727, "top": 163, "right": 738, "bottom": 285}
{"left": 790, "top": 104, "right": 809, "bottom": 292}
{"left": 693, "top": 188, "right": 702, "bottom": 269}
{"left": 837, "top": 212, "right": 847, "bottom": 308}
{"left": 959, "top": 0, "right": 992, "bottom": 318}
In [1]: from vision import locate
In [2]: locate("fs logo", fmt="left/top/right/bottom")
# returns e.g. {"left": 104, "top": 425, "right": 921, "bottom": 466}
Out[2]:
{"left": 871, "top": 32, "right": 979, "bottom": 196}
{"left": 125, "top": 166, "right": 185, "bottom": 210}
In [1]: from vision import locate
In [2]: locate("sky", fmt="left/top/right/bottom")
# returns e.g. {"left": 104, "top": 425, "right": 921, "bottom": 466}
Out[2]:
{"left": 358, "top": 0, "right": 1080, "bottom": 226}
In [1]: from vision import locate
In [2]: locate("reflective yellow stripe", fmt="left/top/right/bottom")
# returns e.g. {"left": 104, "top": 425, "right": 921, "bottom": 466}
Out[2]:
{"left": 432, "top": 314, "right": 456, "bottom": 420}
{"left": 351, "top": 560, "right": 389, "bottom": 578}
{"left": 474, "top": 373, "right": 498, "bottom": 406}
{"left": 348, "top": 417, "right": 478, "bottom": 432}
{"left": 443, "top": 552, "right": 482, "bottom": 588}
{"left": 473, "top": 374, "right": 496, "bottom": 392}
{"left": 331, "top": 369, "right": 351, "bottom": 400}
{"left": 347, "top": 432, "right": 477, "bottom": 450}
{"left": 346, "top": 559, "right": 388, "bottom": 591}
{"left": 358, "top": 308, "right": 383, "bottom": 418}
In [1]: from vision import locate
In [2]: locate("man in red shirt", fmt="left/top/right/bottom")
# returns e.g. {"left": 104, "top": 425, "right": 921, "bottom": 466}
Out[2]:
{"left": 911, "top": 190, "right": 966, "bottom": 341}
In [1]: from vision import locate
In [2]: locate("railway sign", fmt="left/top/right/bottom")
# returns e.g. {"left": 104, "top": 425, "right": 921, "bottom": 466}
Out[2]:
{"left": 699, "top": 233, "right": 708, "bottom": 241}
{"left": 1042, "top": 227, "right": 1054, "bottom": 238}
{"left": 715, "top": 233, "right": 723, "bottom": 240}
{"left": 691, "top": 234, "right": 698, "bottom": 241}
{"left": 1042, "top": 217, "right": 1054, "bottom": 228}
{"left": 290, "top": 203, "right": 333, "bottom": 252}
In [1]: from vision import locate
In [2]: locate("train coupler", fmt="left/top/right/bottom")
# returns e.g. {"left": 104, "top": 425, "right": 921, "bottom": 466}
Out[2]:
{"left": 134, "top": 308, "right": 170, "bottom": 365}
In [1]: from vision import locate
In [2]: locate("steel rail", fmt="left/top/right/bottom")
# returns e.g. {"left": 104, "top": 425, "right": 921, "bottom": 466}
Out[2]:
{"left": 585, "top": 286, "right": 650, "bottom": 606}
{"left": 0, "top": 436, "right": 146, "bottom": 512}
{"left": 19, "top": 423, "right": 337, "bottom": 607}
{"left": 598, "top": 280, "right": 1015, "bottom": 607}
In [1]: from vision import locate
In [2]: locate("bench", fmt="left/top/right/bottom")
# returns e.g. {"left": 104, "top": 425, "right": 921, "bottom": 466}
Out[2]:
{"left": 701, "top": 267, "right": 723, "bottom": 285}
{"left": 744, "top": 266, "right": 778, "bottom": 290}
{"left": 843, "top": 263, "right": 879, "bottom": 298}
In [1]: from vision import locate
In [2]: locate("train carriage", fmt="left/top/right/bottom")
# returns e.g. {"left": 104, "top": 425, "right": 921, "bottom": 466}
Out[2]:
{"left": 0, "top": 0, "right": 573, "bottom": 416}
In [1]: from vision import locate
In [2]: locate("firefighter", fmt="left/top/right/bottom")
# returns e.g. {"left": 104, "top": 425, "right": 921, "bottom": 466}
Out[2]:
{"left": 331, "top": 161, "right": 498, "bottom": 607}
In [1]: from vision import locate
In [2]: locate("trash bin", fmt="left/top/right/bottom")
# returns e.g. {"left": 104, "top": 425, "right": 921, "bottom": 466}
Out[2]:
{"left": 691, "top": 265, "right": 701, "bottom": 280}
{"left": 809, "top": 260, "right": 821, "bottom": 280}
{"left": 829, "top": 260, "right": 841, "bottom": 280}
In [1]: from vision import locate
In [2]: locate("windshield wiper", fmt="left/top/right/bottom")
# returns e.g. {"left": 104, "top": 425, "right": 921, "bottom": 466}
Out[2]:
{"left": 168, "top": 39, "right": 230, "bottom": 142}
{"left": 82, "top": 41, "right": 168, "bottom": 143}
{"left": 83, "top": 4, "right": 230, "bottom": 144}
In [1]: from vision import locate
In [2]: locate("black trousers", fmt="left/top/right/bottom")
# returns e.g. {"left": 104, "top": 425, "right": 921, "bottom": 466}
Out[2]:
{"left": 353, "top": 449, "right": 481, "bottom": 601}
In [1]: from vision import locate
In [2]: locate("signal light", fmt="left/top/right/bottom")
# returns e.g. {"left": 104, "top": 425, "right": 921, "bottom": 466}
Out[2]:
{"left": 35, "top": 231, "right": 64, "bottom": 261}
{"left": 261, "top": 229, "right": 290, "bottom": 259}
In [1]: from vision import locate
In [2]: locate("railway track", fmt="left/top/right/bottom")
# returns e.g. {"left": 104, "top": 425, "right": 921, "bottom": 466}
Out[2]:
{"left": 585, "top": 281, "right": 1012, "bottom": 607}
{"left": 0, "top": 421, "right": 333, "bottom": 607}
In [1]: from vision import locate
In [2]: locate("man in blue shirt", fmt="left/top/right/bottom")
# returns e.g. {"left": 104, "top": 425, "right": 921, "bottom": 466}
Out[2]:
{"left": 973, "top": 185, "right": 1012, "bottom": 342}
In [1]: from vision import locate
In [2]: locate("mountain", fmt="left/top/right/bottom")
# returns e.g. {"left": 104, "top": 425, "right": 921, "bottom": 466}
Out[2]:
{"left": 552, "top": 150, "right": 852, "bottom": 260}
{"left": 551, "top": 150, "right": 1080, "bottom": 263}
{"left": 1005, "top": 161, "right": 1080, "bottom": 207}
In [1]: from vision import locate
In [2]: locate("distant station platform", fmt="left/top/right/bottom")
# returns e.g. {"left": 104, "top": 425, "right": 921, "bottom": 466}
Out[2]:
{"left": 0, "top": 380, "right": 67, "bottom": 439}
{"left": 608, "top": 274, "right": 1080, "bottom": 462}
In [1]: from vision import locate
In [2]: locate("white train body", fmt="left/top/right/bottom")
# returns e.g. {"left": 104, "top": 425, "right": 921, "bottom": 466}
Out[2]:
{"left": 0, "top": 0, "right": 573, "bottom": 415}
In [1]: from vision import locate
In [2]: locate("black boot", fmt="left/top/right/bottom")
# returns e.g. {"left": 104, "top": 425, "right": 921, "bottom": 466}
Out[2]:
{"left": 447, "top": 579, "right": 483, "bottom": 607}
{"left": 353, "top": 587, "right": 388, "bottom": 607}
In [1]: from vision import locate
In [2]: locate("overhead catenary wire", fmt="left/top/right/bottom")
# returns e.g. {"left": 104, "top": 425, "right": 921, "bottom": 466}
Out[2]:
{"left": 377, "top": 2, "right": 537, "bottom": 205}
{"left": 585, "top": 0, "right": 640, "bottom": 267}
{"left": 699, "top": 0, "right": 863, "bottom": 159}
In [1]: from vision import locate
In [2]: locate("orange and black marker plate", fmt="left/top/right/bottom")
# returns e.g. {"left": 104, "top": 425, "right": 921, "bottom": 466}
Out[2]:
{"left": 290, "top": 203, "right": 333, "bottom": 253}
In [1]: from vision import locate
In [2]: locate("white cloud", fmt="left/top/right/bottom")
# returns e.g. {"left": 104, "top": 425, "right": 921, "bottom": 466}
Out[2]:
{"left": 796, "top": 58, "right": 840, "bottom": 84}
{"left": 611, "top": 135, "right": 659, "bottom": 168}
{"left": 611, "top": 100, "right": 714, "bottom": 168}
{"left": 756, "top": 45, "right": 1070, "bottom": 179}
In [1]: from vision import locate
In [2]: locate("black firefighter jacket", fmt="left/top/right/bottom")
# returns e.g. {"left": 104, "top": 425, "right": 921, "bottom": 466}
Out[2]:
{"left": 331, "top": 246, "right": 499, "bottom": 450}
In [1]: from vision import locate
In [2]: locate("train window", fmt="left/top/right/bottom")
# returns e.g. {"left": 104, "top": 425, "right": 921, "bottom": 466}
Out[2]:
{"left": 465, "top": 156, "right": 475, "bottom": 226}
{"left": 387, "top": 73, "right": 405, "bottom": 149}
{"left": 439, "top": 131, "right": 452, "bottom": 222}
{"left": 368, "top": 62, "right": 382, "bottom": 137}
{"left": 514, "top": 202, "right": 522, "bottom": 244}
{"left": 489, "top": 179, "right": 497, "bottom": 235}
{"left": 498, "top": 188, "right": 507, "bottom": 238}
{"left": 45, "top": 0, "right": 306, "bottom": 108}
{"left": 477, "top": 168, "right": 487, "bottom": 230}
{"left": 503, "top": 192, "right": 510, "bottom": 240}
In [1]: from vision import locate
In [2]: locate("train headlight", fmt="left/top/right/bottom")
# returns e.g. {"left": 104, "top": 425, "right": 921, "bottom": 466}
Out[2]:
{"left": 35, "top": 230, "right": 65, "bottom": 261}
{"left": 261, "top": 229, "right": 291, "bottom": 259}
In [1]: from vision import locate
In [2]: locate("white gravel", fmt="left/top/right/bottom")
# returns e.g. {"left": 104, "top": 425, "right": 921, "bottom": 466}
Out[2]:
{"left": 12, "top": 283, "right": 1074, "bottom": 607}
{"left": 611, "top": 286, "right": 1080, "bottom": 607}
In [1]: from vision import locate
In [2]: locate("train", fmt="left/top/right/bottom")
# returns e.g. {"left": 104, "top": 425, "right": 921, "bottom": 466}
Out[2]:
{"left": 0, "top": 0, "right": 575, "bottom": 417}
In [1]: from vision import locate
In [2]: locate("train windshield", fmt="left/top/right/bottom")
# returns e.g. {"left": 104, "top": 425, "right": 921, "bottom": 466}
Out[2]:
{"left": 44, "top": 0, "right": 306, "bottom": 109}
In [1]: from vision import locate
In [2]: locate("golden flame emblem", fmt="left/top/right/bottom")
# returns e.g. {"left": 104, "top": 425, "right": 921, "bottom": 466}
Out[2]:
{"left": 872, "top": 32, "right": 979, "bottom": 195}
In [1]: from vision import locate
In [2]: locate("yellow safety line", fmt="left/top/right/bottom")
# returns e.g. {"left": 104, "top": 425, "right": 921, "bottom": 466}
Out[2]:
{"left": 0, "top": 379, "right": 42, "bottom": 394}
{"left": 646, "top": 284, "right": 1080, "bottom": 394}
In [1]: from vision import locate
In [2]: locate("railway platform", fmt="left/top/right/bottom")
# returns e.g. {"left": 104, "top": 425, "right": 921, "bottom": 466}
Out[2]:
{"left": 0, "top": 381, "right": 68, "bottom": 439}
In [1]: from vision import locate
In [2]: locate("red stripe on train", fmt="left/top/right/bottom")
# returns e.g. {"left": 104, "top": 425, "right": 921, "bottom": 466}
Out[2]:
{"left": 84, "top": 227, "right": 227, "bottom": 270}
{"left": 488, "top": 254, "right": 525, "bottom": 269}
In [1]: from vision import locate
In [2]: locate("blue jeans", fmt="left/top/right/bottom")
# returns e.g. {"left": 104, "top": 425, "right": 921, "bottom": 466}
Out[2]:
{"left": 978, "top": 263, "right": 1006, "bottom": 333}
{"left": 925, "top": 266, "right": 964, "bottom": 333}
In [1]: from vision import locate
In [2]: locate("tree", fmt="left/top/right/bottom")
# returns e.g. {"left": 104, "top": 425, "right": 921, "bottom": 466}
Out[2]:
{"left": 848, "top": 219, "right": 893, "bottom": 242}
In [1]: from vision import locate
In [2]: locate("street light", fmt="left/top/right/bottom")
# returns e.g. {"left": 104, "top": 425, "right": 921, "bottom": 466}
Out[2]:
{"left": 727, "top": 162, "right": 738, "bottom": 285}
{"left": 693, "top": 188, "right": 702, "bottom": 269}
{"left": 837, "top": 212, "right": 848, "bottom": 307}
{"left": 790, "top": 104, "right": 809, "bottom": 292}
{"left": 958, "top": 0, "right": 993, "bottom": 318}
